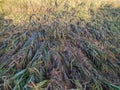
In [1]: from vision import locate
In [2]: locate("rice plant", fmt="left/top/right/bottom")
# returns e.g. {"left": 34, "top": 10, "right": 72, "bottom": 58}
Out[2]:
{"left": 0, "top": 0, "right": 120, "bottom": 90}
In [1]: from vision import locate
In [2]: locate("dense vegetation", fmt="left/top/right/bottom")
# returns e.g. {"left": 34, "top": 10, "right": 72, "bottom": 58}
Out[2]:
{"left": 0, "top": 0, "right": 120, "bottom": 90}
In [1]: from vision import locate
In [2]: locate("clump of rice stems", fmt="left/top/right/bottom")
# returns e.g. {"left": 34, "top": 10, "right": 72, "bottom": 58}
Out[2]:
{"left": 0, "top": 0, "right": 120, "bottom": 90}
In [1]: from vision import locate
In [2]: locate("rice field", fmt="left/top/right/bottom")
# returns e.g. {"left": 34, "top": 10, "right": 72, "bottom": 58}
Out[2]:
{"left": 0, "top": 0, "right": 120, "bottom": 90}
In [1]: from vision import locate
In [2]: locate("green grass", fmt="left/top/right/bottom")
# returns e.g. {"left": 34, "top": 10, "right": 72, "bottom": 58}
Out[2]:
{"left": 0, "top": 0, "right": 120, "bottom": 90}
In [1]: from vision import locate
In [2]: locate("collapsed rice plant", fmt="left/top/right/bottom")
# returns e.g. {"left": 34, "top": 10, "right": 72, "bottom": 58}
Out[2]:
{"left": 0, "top": 0, "right": 120, "bottom": 90}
